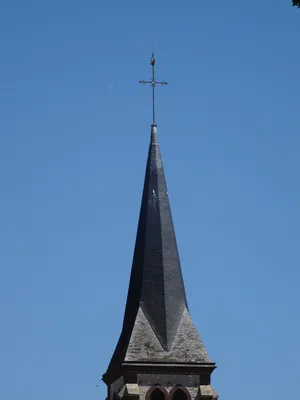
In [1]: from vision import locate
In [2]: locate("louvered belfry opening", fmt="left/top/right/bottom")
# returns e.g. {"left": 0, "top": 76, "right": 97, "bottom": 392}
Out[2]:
{"left": 172, "top": 390, "right": 188, "bottom": 400}
{"left": 150, "top": 388, "right": 166, "bottom": 400}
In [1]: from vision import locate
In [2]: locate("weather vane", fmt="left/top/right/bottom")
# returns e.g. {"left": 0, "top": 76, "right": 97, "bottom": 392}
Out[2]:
{"left": 139, "top": 52, "right": 168, "bottom": 126}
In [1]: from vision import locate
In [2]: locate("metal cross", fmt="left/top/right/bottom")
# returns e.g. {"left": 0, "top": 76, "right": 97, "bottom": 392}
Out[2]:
{"left": 139, "top": 52, "right": 168, "bottom": 125}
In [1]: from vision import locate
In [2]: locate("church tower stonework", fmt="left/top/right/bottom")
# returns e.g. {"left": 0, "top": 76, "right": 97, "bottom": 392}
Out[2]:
{"left": 102, "top": 56, "right": 218, "bottom": 400}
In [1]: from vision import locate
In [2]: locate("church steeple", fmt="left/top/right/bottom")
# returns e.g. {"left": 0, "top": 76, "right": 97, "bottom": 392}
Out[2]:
{"left": 123, "top": 123, "right": 188, "bottom": 352}
{"left": 102, "top": 55, "right": 218, "bottom": 400}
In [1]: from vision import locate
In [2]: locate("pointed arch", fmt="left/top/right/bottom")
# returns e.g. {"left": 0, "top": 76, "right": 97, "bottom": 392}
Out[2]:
{"left": 146, "top": 386, "right": 168, "bottom": 400}
{"left": 170, "top": 386, "right": 191, "bottom": 400}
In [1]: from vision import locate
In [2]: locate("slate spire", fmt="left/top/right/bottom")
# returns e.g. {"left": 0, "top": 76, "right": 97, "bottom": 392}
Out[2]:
{"left": 103, "top": 125, "right": 213, "bottom": 383}
{"left": 123, "top": 124, "right": 188, "bottom": 351}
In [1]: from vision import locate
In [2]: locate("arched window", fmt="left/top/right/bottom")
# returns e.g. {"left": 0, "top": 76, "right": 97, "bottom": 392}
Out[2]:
{"left": 171, "top": 389, "right": 188, "bottom": 400}
{"left": 150, "top": 388, "right": 166, "bottom": 400}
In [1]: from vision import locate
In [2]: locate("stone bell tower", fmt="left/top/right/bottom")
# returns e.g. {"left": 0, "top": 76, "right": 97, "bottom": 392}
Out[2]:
{"left": 102, "top": 55, "right": 218, "bottom": 400}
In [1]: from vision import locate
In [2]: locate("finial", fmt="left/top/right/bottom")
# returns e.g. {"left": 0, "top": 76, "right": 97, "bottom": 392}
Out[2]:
{"left": 139, "top": 52, "right": 168, "bottom": 126}
{"left": 150, "top": 52, "right": 155, "bottom": 66}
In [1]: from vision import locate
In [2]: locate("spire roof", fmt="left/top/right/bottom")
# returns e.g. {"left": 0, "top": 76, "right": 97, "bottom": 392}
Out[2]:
{"left": 123, "top": 125, "right": 188, "bottom": 350}
{"left": 103, "top": 125, "right": 213, "bottom": 383}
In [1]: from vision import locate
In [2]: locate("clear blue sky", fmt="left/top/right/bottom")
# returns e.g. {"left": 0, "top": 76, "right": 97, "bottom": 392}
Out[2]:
{"left": 0, "top": 1, "right": 299, "bottom": 399}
